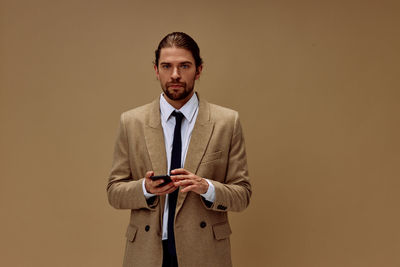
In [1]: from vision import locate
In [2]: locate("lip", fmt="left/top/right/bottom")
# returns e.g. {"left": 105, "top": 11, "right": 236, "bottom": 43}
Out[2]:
{"left": 168, "top": 84, "right": 184, "bottom": 88}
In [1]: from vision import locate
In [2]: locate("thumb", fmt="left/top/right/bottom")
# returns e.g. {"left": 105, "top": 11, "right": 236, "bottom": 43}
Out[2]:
{"left": 145, "top": 171, "right": 154, "bottom": 179}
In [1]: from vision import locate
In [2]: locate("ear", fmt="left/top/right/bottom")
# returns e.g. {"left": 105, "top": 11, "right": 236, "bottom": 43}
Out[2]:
{"left": 154, "top": 64, "right": 160, "bottom": 80}
{"left": 195, "top": 65, "right": 203, "bottom": 80}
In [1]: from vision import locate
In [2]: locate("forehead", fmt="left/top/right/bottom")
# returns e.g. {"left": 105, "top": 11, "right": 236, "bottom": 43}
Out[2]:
{"left": 159, "top": 47, "right": 195, "bottom": 64}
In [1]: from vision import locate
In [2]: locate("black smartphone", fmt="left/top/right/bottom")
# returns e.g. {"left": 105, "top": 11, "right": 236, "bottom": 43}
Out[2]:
{"left": 150, "top": 175, "right": 172, "bottom": 187}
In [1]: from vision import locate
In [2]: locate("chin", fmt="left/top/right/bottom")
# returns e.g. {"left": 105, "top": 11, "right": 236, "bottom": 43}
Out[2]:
{"left": 166, "top": 90, "right": 187, "bottom": 100}
{"left": 170, "top": 95, "right": 187, "bottom": 101}
{"left": 163, "top": 86, "right": 194, "bottom": 101}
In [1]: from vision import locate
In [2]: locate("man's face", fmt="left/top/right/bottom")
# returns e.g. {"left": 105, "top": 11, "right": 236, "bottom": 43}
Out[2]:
{"left": 155, "top": 47, "right": 202, "bottom": 102}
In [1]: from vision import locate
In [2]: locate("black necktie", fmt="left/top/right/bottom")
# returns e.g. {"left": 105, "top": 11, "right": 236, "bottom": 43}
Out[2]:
{"left": 167, "top": 111, "right": 184, "bottom": 257}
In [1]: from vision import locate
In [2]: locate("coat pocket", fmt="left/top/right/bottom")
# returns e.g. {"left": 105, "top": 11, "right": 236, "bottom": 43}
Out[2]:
{"left": 201, "top": 151, "right": 222, "bottom": 164}
{"left": 212, "top": 221, "right": 232, "bottom": 240}
{"left": 125, "top": 224, "right": 138, "bottom": 242}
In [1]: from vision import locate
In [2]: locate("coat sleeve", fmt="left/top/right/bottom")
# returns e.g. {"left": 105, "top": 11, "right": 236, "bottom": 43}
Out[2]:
{"left": 204, "top": 112, "right": 252, "bottom": 212}
{"left": 107, "top": 113, "right": 159, "bottom": 210}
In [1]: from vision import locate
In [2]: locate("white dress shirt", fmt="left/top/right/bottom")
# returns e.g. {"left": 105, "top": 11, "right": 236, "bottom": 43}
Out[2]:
{"left": 142, "top": 93, "right": 215, "bottom": 240}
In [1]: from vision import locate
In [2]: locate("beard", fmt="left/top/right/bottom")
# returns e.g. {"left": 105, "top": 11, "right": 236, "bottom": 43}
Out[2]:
{"left": 162, "top": 81, "right": 194, "bottom": 101}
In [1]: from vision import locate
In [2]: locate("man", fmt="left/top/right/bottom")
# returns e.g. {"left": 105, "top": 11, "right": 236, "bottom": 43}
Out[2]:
{"left": 107, "top": 32, "right": 251, "bottom": 267}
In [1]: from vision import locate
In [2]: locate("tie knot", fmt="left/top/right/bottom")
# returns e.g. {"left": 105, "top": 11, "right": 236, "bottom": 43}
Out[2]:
{"left": 172, "top": 111, "right": 184, "bottom": 124}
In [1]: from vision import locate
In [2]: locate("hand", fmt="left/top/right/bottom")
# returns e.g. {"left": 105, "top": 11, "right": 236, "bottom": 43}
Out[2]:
{"left": 171, "top": 168, "right": 209, "bottom": 195}
{"left": 144, "top": 171, "right": 177, "bottom": 195}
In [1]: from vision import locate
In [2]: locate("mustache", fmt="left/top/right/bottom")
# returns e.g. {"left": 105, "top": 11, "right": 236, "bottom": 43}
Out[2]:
{"left": 166, "top": 82, "right": 186, "bottom": 87}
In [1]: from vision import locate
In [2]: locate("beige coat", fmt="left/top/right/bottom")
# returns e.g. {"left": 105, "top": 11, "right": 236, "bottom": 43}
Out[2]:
{"left": 107, "top": 95, "right": 251, "bottom": 267}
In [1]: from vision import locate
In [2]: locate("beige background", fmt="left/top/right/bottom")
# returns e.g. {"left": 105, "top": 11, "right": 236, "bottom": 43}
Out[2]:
{"left": 1, "top": 0, "right": 399, "bottom": 266}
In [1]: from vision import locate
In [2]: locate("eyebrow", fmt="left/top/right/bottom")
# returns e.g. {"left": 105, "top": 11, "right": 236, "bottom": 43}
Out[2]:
{"left": 160, "top": 61, "right": 193, "bottom": 65}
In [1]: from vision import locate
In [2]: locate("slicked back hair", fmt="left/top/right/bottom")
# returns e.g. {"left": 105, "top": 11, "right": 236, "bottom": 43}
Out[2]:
{"left": 154, "top": 32, "right": 203, "bottom": 69}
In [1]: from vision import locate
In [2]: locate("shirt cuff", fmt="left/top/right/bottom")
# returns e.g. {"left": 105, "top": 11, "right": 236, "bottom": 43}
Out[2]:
{"left": 142, "top": 179, "right": 156, "bottom": 199}
{"left": 201, "top": 179, "right": 215, "bottom": 202}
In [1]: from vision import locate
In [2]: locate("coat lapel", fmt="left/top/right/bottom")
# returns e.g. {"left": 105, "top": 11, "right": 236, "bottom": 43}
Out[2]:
{"left": 144, "top": 97, "right": 168, "bottom": 176}
{"left": 142, "top": 97, "right": 167, "bottom": 229}
{"left": 176, "top": 97, "right": 214, "bottom": 214}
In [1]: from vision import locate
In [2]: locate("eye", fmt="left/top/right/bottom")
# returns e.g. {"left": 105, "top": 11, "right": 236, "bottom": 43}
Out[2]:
{"left": 180, "top": 64, "right": 189, "bottom": 69}
{"left": 161, "top": 64, "right": 170, "bottom": 69}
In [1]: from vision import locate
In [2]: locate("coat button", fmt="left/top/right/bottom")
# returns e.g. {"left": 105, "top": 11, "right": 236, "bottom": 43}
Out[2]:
{"left": 145, "top": 225, "right": 150, "bottom": 232}
{"left": 200, "top": 221, "right": 207, "bottom": 228}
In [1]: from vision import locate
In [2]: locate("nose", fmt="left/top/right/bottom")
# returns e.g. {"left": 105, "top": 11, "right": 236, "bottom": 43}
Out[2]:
{"left": 171, "top": 67, "right": 180, "bottom": 80}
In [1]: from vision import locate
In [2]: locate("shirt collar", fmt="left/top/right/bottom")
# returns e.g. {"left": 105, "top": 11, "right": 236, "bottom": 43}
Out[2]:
{"left": 160, "top": 92, "right": 199, "bottom": 123}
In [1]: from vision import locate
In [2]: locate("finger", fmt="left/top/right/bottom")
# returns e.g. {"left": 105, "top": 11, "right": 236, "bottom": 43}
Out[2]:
{"left": 156, "top": 181, "right": 175, "bottom": 191}
{"left": 145, "top": 171, "right": 154, "bottom": 179}
{"left": 180, "top": 185, "right": 197, "bottom": 193}
{"left": 170, "top": 168, "right": 189, "bottom": 175}
{"left": 152, "top": 179, "right": 166, "bottom": 187}
{"left": 157, "top": 184, "right": 177, "bottom": 195}
{"left": 144, "top": 171, "right": 155, "bottom": 193}
{"left": 171, "top": 174, "right": 191, "bottom": 181}
{"left": 174, "top": 179, "right": 194, "bottom": 187}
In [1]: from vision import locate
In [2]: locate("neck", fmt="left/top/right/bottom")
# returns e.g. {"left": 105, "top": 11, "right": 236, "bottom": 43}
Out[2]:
{"left": 163, "top": 91, "right": 195, "bottom": 110}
